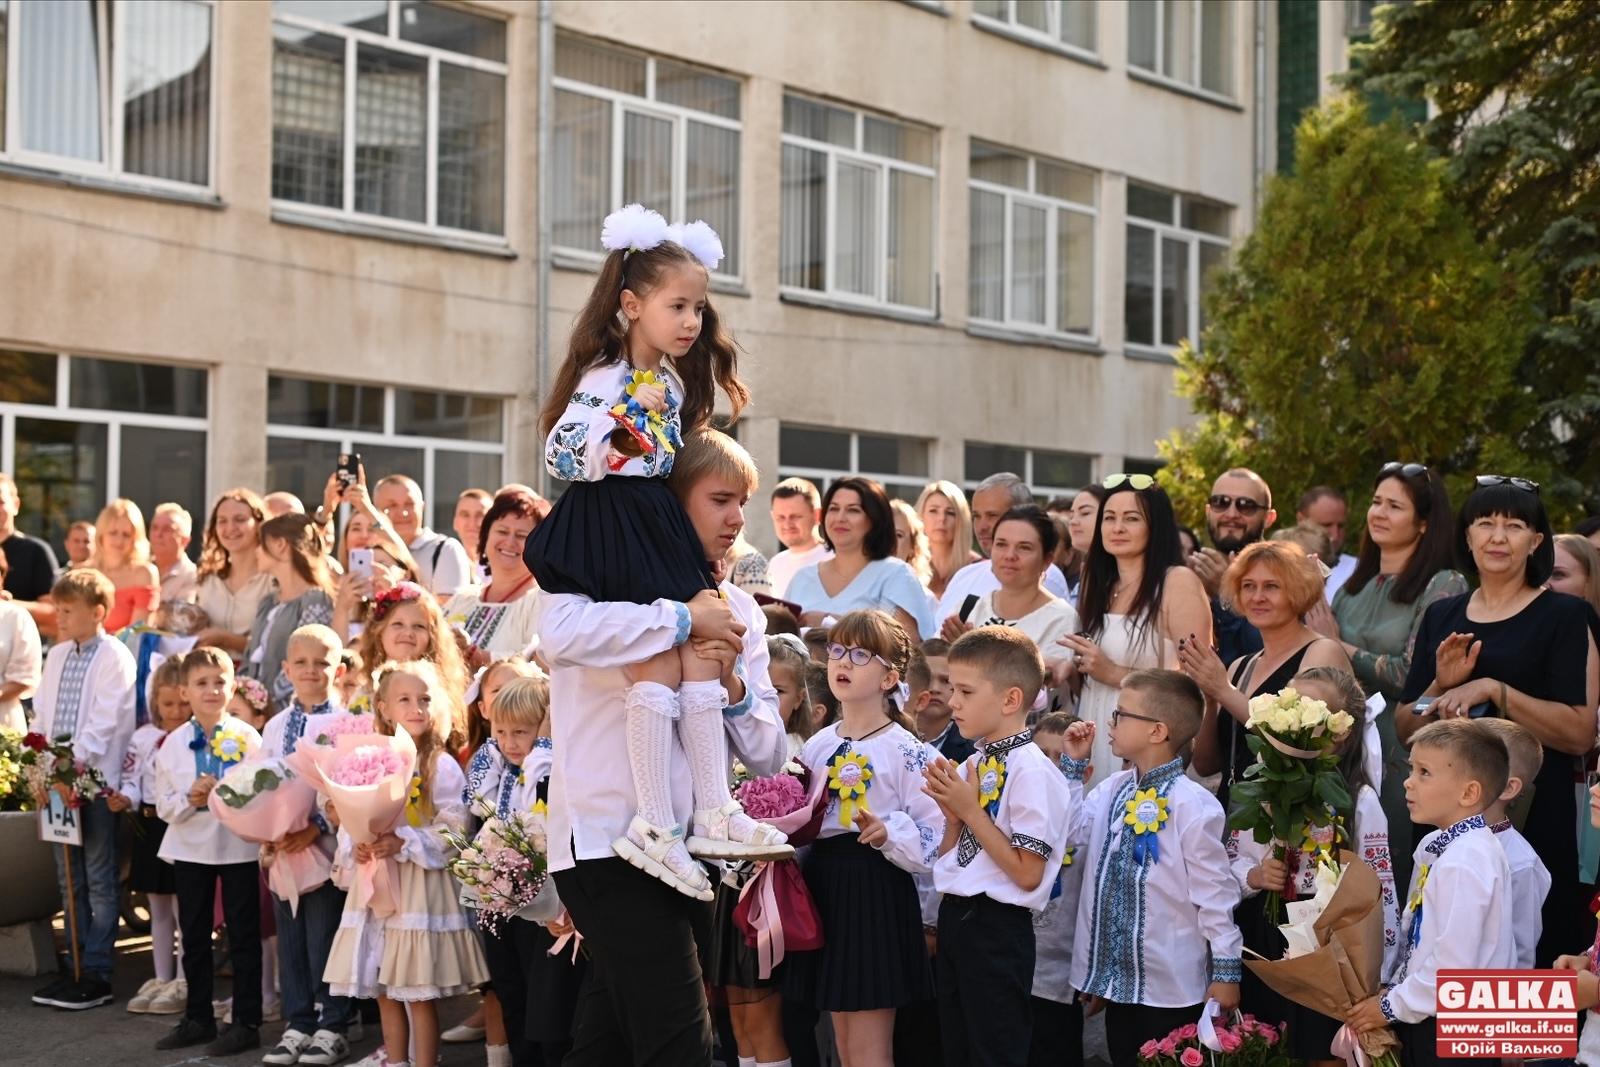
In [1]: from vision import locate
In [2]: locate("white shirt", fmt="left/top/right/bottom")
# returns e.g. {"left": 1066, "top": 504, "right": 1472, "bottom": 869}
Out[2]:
{"left": 154, "top": 714, "right": 264, "bottom": 865}
{"left": 33, "top": 632, "right": 137, "bottom": 785}
{"left": 119, "top": 723, "right": 168, "bottom": 809}
{"left": 540, "top": 581, "right": 788, "bottom": 873}
{"left": 1325, "top": 553, "right": 1359, "bottom": 602}
{"left": 969, "top": 593, "right": 1080, "bottom": 663}
{"left": 1065, "top": 757, "right": 1244, "bottom": 1007}
{"left": 0, "top": 601, "right": 42, "bottom": 732}
{"left": 769, "top": 542, "right": 832, "bottom": 599}
{"left": 798, "top": 721, "right": 945, "bottom": 875}
{"left": 933, "top": 731, "right": 1074, "bottom": 911}
{"left": 1033, "top": 828, "right": 1087, "bottom": 1004}
{"left": 1380, "top": 817, "right": 1515, "bottom": 1024}
{"left": 1492, "top": 821, "right": 1551, "bottom": 970}
{"left": 408, "top": 529, "right": 473, "bottom": 599}
{"left": 936, "top": 559, "right": 1070, "bottom": 627}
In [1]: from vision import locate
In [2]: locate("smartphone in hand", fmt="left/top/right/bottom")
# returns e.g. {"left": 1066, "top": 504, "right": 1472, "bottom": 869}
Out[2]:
{"left": 349, "top": 547, "right": 374, "bottom": 581}
{"left": 337, "top": 452, "right": 362, "bottom": 489}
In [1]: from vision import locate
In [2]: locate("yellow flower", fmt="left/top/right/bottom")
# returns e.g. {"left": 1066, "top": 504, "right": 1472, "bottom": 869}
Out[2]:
{"left": 1062, "top": 846, "right": 1076, "bottom": 868}
{"left": 976, "top": 754, "right": 1006, "bottom": 812}
{"left": 828, "top": 750, "right": 874, "bottom": 828}
{"left": 1124, "top": 788, "right": 1169, "bottom": 835}
{"left": 405, "top": 773, "right": 424, "bottom": 828}
{"left": 211, "top": 730, "right": 248, "bottom": 763}
{"left": 532, "top": 798, "right": 547, "bottom": 816}
{"left": 1326, "top": 710, "right": 1355, "bottom": 738}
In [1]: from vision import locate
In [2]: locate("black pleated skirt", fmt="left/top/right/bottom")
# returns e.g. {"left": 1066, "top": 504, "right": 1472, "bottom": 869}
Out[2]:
{"left": 782, "top": 834, "right": 933, "bottom": 1013}
{"left": 1236, "top": 892, "right": 1338, "bottom": 1059}
{"left": 128, "top": 808, "right": 176, "bottom": 894}
{"left": 704, "top": 867, "right": 776, "bottom": 990}
{"left": 523, "top": 476, "right": 717, "bottom": 605}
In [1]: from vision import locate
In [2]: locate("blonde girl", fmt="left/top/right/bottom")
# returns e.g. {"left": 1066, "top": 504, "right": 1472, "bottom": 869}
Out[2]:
{"left": 767, "top": 633, "right": 817, "bottom": 759}
{"left": 353, "top": 583, "right": 468, "bottom": 721}
{"left": 890, "top": 499, "right": 933, "bottom": 588}
{"left": 324, "top": 660, "right": 487, "bottom": 1067}
{"left": 90, "top": 497, "right": 161, "bottom": 631}
{"left": 916, "top": 481, "right": 978, "bottom": 602}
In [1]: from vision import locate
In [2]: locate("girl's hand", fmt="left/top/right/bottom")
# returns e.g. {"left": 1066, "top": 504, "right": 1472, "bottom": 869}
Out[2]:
{"left": 357, "top": 831, "right": 403, "bottom": 862}
{"left": 1345, "top": 996, "right": 1389, "bottom": 1036}
{"left": 1058, "top": 634, "right": 1121, "bottom": 687}
{"left": 1175, "top": 633, "right": 1230, "bottom": 702}
{"left": 1248, "top": 856, "right": 1288, "bottom": 892}
{"left": 1434, "top": 632, "right": 1481, "bottom": 691}
{"left": 853, "top": 807, "right": 889, "bottom": 848}
{"left": 1063, "top": 721, "right": 1096, "bottom": 762}
{"left": 632, "top": 382, "right": 667, "bottom": 413}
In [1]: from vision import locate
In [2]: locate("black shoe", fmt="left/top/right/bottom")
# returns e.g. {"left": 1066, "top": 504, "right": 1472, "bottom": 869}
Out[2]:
{"left": 206, "top": 1024, "right": 260, "bottom": 1057}
{"left": 30, "top": 974, "right": 72, "bottom": 1007}
{"left": 155, "top": 1018, "right": 219, "bottom": 1050}
{"left": 51, "top": 975, "right": 114, "bottom": 1010}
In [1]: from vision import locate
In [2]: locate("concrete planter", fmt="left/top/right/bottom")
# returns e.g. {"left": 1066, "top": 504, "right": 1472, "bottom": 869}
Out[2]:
{"left": 0, "top": 810, "right": 60, "bottom": 927}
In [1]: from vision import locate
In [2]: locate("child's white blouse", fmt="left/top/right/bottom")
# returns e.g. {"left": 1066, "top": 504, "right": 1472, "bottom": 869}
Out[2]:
{"left": 797, "top": 722, "right": 945, "bottom": 875}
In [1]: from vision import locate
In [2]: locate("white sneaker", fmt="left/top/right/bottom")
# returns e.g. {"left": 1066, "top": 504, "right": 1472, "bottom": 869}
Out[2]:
{"left": 343, "top": 1049, "right": 407, "bottom": 1067}
{"left": 296, "top": 1029, "right": 349, "bottom": 1066}
{"left": 687, "top": 801, "right": 795, "bottom": 861}
{"left": 126, "top": 977, "right": 166, "bottom": 1014}
{"left": 439, "top": 1023, "right": 485, "bottom": 1043}
{"left": 612, "top": 815, "right": 713, "bottom": 901}
{"left": 147, "top": 979, "right": 186, "bottom": 1015}
{"left": 262, "top": 1027, "right": 313, "bottom": 1065}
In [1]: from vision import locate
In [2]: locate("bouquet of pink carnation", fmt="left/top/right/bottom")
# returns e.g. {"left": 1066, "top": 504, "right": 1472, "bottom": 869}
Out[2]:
{"left": 1137, "top": 1013, "right": 1290, "bottom": 1067}
{"left": 207, "top": 757, "right": 329, "bottom": 915}
{"left": 731, "top": 763, "right": 827, "bottom": 978}
{"left": 281, "top": 712, "right": 377, "bottom": 787}
{"left": 442, "top": 799, "right": 551, "bottom": 934}
{"left": 314, "top": 729, "right": 417, "bottom": 918}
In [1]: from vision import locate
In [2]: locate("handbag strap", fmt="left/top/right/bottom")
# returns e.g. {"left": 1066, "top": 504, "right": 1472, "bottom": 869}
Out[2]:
{"left": 1226, "top": 652, "right": 1263, "bottom": 785}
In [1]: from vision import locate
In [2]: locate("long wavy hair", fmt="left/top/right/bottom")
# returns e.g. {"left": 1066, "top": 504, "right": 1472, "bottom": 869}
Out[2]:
{"left": 355, "top": 583, "right": 469, "bottom": 705}
{"left": 198, "top": 488, "right": 268, "bottom": 581}
{"left": 539, "top": 243, "right": 748, "bottom": 439}
{"left": 88, "top": 497, "right": 151, "bottom": 570}
{"left": 916, "top": 481, "right": 975, "bottom": 589}
{"left": 373, "top": 660, "right": 461, "bottom": 817}
{"left": 1076, "top": 482, "right": 1185, "bottom": 646}
{"left": 890, "top": 499, "right": 932, "bottom": 585}
{"left": 259, "top": 512, "right": 335, "bottom": 597}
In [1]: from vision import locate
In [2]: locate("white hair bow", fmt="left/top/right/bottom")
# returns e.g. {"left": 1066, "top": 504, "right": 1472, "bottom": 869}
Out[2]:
{"left": 600, "top": 203, "right": 723, "bottom": 271}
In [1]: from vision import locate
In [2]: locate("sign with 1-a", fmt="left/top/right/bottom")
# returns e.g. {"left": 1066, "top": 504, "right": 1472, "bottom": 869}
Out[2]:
{"left": 39, "top": 791, "right": 84, "bottom": 847}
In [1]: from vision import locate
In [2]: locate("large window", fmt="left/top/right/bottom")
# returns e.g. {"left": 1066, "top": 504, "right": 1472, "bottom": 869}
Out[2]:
{"left": 780, "top": 94, "right": 937, "bottom": 314}
{"left": 0, "top": 350, "right": 208, "bottom": 559}
{"left": 271, "top": 0, "right": 508, "bottom": 239}
{"left": 1128, "top": 0, "right": 1234, "bottom": 98}
{"left": 552, "top": 33, "right": 742, "bottom": 277}
{"left": 971, "top": 0, "right": 1096, "bottom": 55}
{"left": 969, "top": 141, "right": 1096, "bottom": 339}
{"left": 777, "top": 425, "right": 929, "bottom": 503}
{"left": 0, "top": 0, "right": 214, "bottom": 190}
{"left": 964, "top": 442, "right": 1094, "bottom": 500}
{"left": 1124, "top": 181, "right": 1229, "bottom": 355}
{"left": 267, "top": 375, "right": 505, "bottom": 535}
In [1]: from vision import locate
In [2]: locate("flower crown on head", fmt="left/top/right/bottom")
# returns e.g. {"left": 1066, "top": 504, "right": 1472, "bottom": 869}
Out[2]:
{"left": 601, "top": 203, "right": 724, "bottom": 272}
{"left": 233, "top": 676, "right": 270, "bottom": 715}
{"left": 372, "top": 581, "right": 428, "bottom": 624}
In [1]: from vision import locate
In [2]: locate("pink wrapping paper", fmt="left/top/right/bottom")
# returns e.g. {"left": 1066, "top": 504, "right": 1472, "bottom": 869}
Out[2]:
{"left": 314, "top": 731, "right": 417, "bottom": 919}
{"left": 207, "top": 757, "right": 330, "bottom": 916}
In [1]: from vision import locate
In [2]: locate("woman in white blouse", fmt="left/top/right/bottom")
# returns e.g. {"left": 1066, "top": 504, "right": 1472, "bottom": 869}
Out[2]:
{"left": 444, "top": 488, "right": 548, "bottom": 669}
{"left": 193, "top": 489, "right": 275, "bottom": 656}
{"left": 948, "top": 506, "right": 1078, "bottom": 675}
{"left": 0, "top": 551, "right": 42, "bottom": 731}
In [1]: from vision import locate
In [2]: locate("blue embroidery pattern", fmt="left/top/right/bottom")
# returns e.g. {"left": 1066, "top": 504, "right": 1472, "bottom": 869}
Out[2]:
{"left": 1393, "top": 814, "right": 1485, "bottom": 985}
{"left": 571, "top": 391, "right": 606, "bottom": 409}
{"left": 463, "top": 738, "right": 503, "bottom": 807}
{"left": 901, "top": 743, "right": 931, "bottom": 774}
{"left": 546, "top": 422, "right": 589, "bottom": 482}
{"left": 919, "top": 823, "right": 940, "bottom": 866}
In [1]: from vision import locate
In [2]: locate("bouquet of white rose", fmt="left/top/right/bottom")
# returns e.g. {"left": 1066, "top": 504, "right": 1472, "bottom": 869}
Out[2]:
{"left": 442, "top": 798, "right": 550, "bottom": 934}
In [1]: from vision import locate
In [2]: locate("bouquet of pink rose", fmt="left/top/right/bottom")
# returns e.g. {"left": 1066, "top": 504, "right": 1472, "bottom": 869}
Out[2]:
{"left": 442, "top": 798, "right": 550, "bottom": 934}
{"left": 314, "top": 730, "right": 417, "bottom": 919}
{"left": 281, "top": 712, "right": 379, "bottom": 788}
{"left": 1138, "top": 1014, "right": 1290, "bottom": 1067}
{"left": 207, "top": 757, "right": 330, "bottom": 915}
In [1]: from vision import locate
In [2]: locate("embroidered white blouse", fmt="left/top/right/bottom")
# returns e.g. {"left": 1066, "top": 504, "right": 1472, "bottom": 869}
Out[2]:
{"left": 968, "top": 593, "right": 1080, "bottom": 663}
{"left": 1492, "top": 821, "right": 1551, "bottom": 970}
{"left": 34, "top": 633, "right": 138, "bottom": 785}
{"left": 544, "top": 360, "right": 686, "bottom": 483}
{"left": 154, "top": 714, "right": 263, "bottom": 865}
{"left": 797, "top": 721, "right": 945, "bottom": 876}
{"left": 1065, "top": 756, "right": 1244, "bottom": 1007}
{"left": 118, "top": 723, "right": 167, "bottom": 808}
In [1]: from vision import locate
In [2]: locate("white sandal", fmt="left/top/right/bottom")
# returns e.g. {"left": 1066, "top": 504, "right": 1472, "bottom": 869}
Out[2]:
{"left": 613, "top": 816, "right": 714, "bottom": 900}
{"left": 687, "top": 801, "right": 795, "bottom": 861}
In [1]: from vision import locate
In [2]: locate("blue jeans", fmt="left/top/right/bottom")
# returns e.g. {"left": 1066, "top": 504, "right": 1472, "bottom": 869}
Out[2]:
{"left": 51, "top": 796, "right": 120, "bottom": 979}
{"left": 274, "top": 881, "right": 353, "bottom": 1034}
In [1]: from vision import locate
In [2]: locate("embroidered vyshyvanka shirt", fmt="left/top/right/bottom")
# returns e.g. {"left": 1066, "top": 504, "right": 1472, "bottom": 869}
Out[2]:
{"left": 154, "top": 713, "right": 263, "bottom": 865}
{"left": 798, "top": 721, "right": 945, "bottom": 875}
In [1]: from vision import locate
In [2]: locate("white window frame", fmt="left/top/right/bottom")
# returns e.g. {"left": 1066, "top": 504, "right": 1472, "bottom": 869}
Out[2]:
{"left": 780, "top": 94, "right": 939, "bottom": 316}
{"left": 0, "top": 352, "right": 211, "bottom": 502}
{"left": 266, "top": 377, "right": 507, "bottom": 518}
{"left": 963, "top": 443, "right": 1096, "bottom": 500}
{"left": 776, "top": 425, "right": 931, "bottom": 500}
{"left": 970, "top": 0, "right": 1098, "bottom": 60}
{"left": 1127, "top": 0, "right": 1235, "bottom": 103}
{"left": 270, "top": 0, "right": 510, "bottom": 245}
{"left": 1, "top": 0, "right": 219, "bottom": 195}
{"left": 551, "top": 43, "right": 743, "bottom": 282}
{"left": 968, "top": 147, "right": 1098, "bottom": 342}
{"left": 1124, "top": 184, "right": 1229, "bottom": 357}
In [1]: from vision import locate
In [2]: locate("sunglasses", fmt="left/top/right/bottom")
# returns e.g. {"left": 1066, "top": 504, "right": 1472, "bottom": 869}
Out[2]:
{"left": 1476, "top": 474, "right": 1540, "bottom": 494}
{"left": 1111, "top": 707, "right": 1162, "bottom": 729}
{"left": 1103, "top": 473, "right": 1155, "bottom": 491}
{"left": 1379, "top": 462, "right": 1428, "bottom": 479}
{"left": 1206, "top": 494, "right": 1266, "bottom": 516}
{"left": 827, "top": 643, "right": 893, "bottom": 670}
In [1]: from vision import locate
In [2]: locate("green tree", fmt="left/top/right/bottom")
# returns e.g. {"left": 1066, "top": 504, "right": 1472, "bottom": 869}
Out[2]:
{"left": 1157, "top": 95, "right": 1541, "bottom": 529}
{"left": 1344, "top": 0, "right": 1600, "bottom": 516}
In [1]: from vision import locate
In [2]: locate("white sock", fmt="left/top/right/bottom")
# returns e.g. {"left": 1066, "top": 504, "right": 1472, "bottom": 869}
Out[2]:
{"left": 757, "top": 1060, "right": 792, "bottom": 1067}
{"left": 625, "top": 682, "right": 680, "bottom": 828}
{"left": 261, "top": 935, "right": 278, "bottom": 1001}
{"left": 486, "top": 1044, "right": 511, "bottom": 1067}
{"left": 739, "top": 1058, "right": 757, "bottom": 1067}
{"left": 148, "top": 893, "right": 179, "bottom": 982}
{"left": 678, "top": 680, "right": 733, "bottom": 812}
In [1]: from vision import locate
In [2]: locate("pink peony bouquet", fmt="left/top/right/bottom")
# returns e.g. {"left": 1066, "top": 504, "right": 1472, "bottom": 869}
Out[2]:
{"left": 281, "top": 712, "right": 377, "bottom": 788}
{"left": 313, "top": 729, "right": 416, "bottom": 918}
{"left": 443, "top": 799, "right": 549, "bottom": 934}
{"left": 735, "top": 769, "right": 807, "bottom": 821}
{"left": 1137, "top": 1015, "right": 1289, "bottom": 1067}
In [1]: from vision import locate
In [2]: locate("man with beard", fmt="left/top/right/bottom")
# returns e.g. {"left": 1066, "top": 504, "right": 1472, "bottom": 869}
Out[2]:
{"left": 1187, "top": 468, "right": 1277, "bottom": 665}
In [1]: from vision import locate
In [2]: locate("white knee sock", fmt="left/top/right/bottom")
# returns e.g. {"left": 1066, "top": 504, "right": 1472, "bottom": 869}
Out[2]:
{"left": 756, "top": 1060, "right": 792, "bottom": 1067}
{"left": 148, "top": 892, "right": 179, "bottom": 982}
{"left": 677, "top": 680, "right": 733, "bottom": 812}
{"left": 739, "top": 1057, "right": 757, "bottom": 1067}
{"left": 486, "top": 1044, "right": 511, "bottom": 1067}
{"left": 625, "top": 682, "right": 680, "bottom": 828}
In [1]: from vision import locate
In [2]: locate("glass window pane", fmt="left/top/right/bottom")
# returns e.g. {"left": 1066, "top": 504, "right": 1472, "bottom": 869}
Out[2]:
{"left": 271, "top": 25, "right": 345, "bottom": 209}
{"left": 394, "top": 389, "right": 503, "bottom": 442}
{"left": 969, "top": 141, "right": 1028, "bottom": 190}
{"left": 14, "top": 417, "right": 108, "bottom": 559}
{"left": 1165, "top": 0, "right": 1196, "bottom": 84}
{"left": 122, "top": 0, "right": 212, "bottom": 186}
{"left": 859, "top": 434, "right": 927, "bottom": 478}
{"left": 1036, "top": 159, "right": 1095, "bottom": 205}
{"left": 267, "top": 436, "right": 342, "bottom": 509}
{"left": 1124, "top": 225, "right": 1155, "bottom": 346}
{"left": 437, "top": 65, "right": 505, "bottom": 234}
{"left": 780, "top": 144, "right": 826, "bottom": 291}
{"left": 433, "top": 450, "right": 503, "bottom": 534}
{"left": 1128, "top": 182, "right": 1174, "bottom": 223}
{"left": 863, "top": 116, "right": 934, "bottom": 167}
{"left": 782, "top": 95, "right": 854, "bottom": 147}
{"left": 1128, "top": 0, "right": 1157, "bottom": 70}
{"left": 973, "top": 0, "right": 1007, "bottom": 17}
{"left": 19, "top": 0, "right": 103, "bottom": 161}
{"left": 968, "top": 188, "right": 1005, "bottom": 321}
{"left": 355, "top": 45, "right": 427, "bottom": 222}
{"left": 1010, "top": 202, "right": 1047, "bottom": 325}
{"left": 554, "top": 32, "right": 645, "bottom": 96}
{"left": 1015, "top": 0, "right": 1049, "bottom": 32}
{"left": 398, "top": 1, "right": 505, "bottom": 62}
{"left": 1057, "top": 209, "right": 1094, "bottom": 335}
{"left": 888, "top": 170, "right": 933, "bottom": 310}
{"left": 1034, "top": 449, "right": 1092, "bottom": 490}
{"left": 965, "top": 443, "right": 1027, "bottom": 485}
{"left": 71, "top": 357, "right": 207, "bottom": 417}
{"left": 1161, "top": 236, "right": 1191, "bottom": 347}
{"left": 272, "top": 0, "right": 388, "bottom": 33}
{"left": 622, "top": 110, "right": 673, "bottom": 216}
{"left": 655, "top": 59, "right": 740, "bottom": 119}
{"left": 686, "top": 122, "right": 740, "bottom": 276}
{"left": 1060, "top": 0, "right": 1096, "bottom": 49}
{"left": 779, "top": 426, "right": 850, "bottom": 472}
{"left": 1201, "top": 0, "right": 1233, "bottom": 95}
{"left": 1182, "top": 197, "right": 1230, "bottom": 237}
{"left": 360, "top": 444, "right": 427, "bottom": 500}
{"left": 119, "top": 427, "right": 207, "bottom": 545}
{"left": 552, "top": 90, "right": 611, "bottom": 250}
{"left": 835, "top": 161, "right": 880, "bottom": 299}
{"left": 267, "top": 375, "right": 385, "bottom": 432}
{"left": 1198, "top": 241, "right": 1228, "bottom": 347}
{"left": 0, "top": 350, "right": 57, "bottom": 405}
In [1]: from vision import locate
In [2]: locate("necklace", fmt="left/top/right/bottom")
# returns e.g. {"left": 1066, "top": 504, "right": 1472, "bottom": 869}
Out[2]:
{"left": 484, "top": 572, "right": 536, "bottom": 604}
{"left": 842, "top": 720, "right": 893, "bottom": 744}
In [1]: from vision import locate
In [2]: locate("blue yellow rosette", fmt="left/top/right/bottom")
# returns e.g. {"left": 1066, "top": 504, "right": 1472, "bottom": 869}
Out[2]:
{"left": 976, "top": 754, "right": 1006, "bottom": 817}
{"left": 1123, "top": 787, "right": 1169, "bottom": 865}
{"left": 610, "top": 369, "right": 681, "bottom": 456}
{"left": 406, "top": 773, "right": 425, "bottom": 828}
{"left": 1407, "top": 864, "right": 1430, "bottom": 946}
{"left": 532, "top": 798, "right": 547, "bottom": 817}
{"left": 1048, "top": 845, "right": 1078, "bottom": 901}
{"left": 828, "top": 749, "right": 874, "bottom": 828}
{"left": 210, "top": 729, "right": 249, "bottom": 764}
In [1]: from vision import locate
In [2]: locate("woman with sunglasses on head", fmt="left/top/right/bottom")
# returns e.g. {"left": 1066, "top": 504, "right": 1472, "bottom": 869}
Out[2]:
{"left": 1058, "top": 474, "right": 1211, "bottom": 784}
{"left": 1303, "top": 462, "right": 1465, "bottom": 890}
{"left": 1397, "top": 476, "right": 1600, "bottom": 966}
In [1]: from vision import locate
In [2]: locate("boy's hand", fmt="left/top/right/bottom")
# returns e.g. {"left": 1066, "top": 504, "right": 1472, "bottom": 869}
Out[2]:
{"left": 1554, "top": 954, "right": 1591, "bottom": 972}
{"left": 1063, "top": 721, "right": 1095, "bottom": 762}
{"left": 188, "top": 775, "right": 216, "bottom": 808}
{"left": 52, "top": 781, "right": 75, "bottom": 805}
{"left": 853, "top": 807, "right": 888, "bottom": 848}
{"left": 1207, "top": 981, "right": 1240, "bottom": 1014}
{"left": 278, "top": 824, "right": 321, "bottom": 854}
{"left": 1346, "top": 996, "right": 1388, "bottom": 1035}
{"left": 922, "top": 755, "right": 982, "bottom": 823}
{"left": 105, "top": 792, "right": 133, "bottom": 813}
{"left": 1248, "top": 856, "right": 1288, "bottom": 892}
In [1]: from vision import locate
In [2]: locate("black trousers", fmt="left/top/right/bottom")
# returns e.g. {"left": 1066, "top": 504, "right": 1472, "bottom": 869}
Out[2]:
{"left": 481, "top": 920, "right": 542, "bottom": 1067}
{"left": 937, "top": 895, "right": 1036, "bottom": 1067}
{"left": 554, "top": 859, "right": 714, "bottom": 1067}
{"left": 174, "top": 859, "right": 261, "bottom": 1028}
{"left": 1397, "top": 1018, "right": 1499, "bottom": 1067}
{"left": 1103, "top": 1001, "right": 1201, "bottom": 1067}
{"left": 1028, "top": 996, "right": 1084, "bottom": 1067}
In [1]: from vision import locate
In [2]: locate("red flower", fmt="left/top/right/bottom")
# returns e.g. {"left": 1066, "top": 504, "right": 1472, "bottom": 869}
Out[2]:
{"left": 22, "top": 732, "right": 48, "bottom": 752}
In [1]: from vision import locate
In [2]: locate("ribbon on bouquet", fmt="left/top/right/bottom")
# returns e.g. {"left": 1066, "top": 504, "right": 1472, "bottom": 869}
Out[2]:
{"left": 1331, "top": 1024, "right": 1372, "bottom": 1067}
{"left": 263, "top": 844, "right": 333, "bottom": 918}
{"left": 548, "top": 910, "right": 583, "bottom": 964}
{"left": 1261, "top": 732, "right": 1324, "bottom": 760}
{"left": 349, "top": 853, "right": 401, "bottom": 920}
{"left": 738, "top": 863, "right": 787, "bottom": 980}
